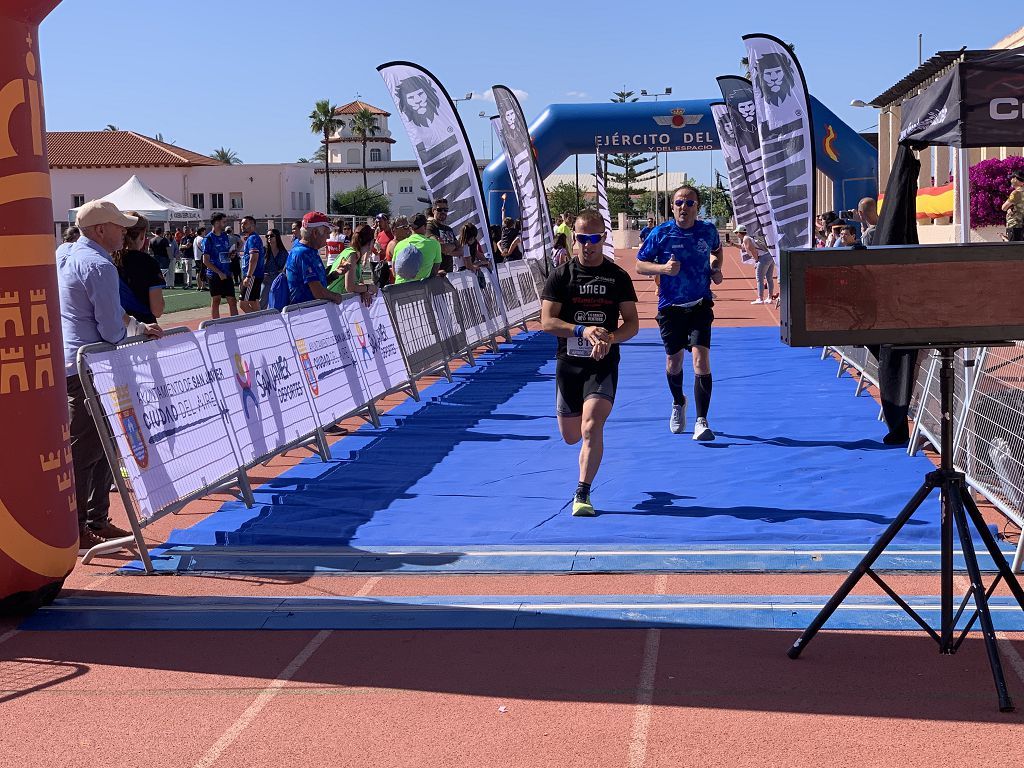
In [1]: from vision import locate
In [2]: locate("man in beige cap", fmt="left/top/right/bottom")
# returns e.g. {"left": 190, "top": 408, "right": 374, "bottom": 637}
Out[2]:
{"left": 59, "top": 199, "right": 163, "bottom": 554}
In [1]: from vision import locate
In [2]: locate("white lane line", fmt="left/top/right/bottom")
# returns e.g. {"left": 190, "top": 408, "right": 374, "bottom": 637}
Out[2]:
{"left": 191, "top": 629, "right": 331, "bottom": 768}
{"left": 353, "top": 577, "right": 381, "bottom": 597}
{"left": 0, "top": 629, "right": 19, "bottom": 648}
{"left": 627, "top": 575, "right": 668, "bottom": 768}
{"left": 955, "top": 574, "right": 1024, "bottom": 686}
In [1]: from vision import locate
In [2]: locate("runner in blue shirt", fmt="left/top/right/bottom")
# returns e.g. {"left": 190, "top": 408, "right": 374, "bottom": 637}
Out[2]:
{"left": 285, "top": 211, "right": 345, "bottom": 306}
{"left": 238, "top": 215, "right": 266, "bottom": 313}
{"left": 201, "top": 212, "right": 237, "bottom": 319}
{"left": 636, "top": 185, "right": 724, "bottom": 441}
{"left": 639, "top": 217, "right": 656, "bottom": 242}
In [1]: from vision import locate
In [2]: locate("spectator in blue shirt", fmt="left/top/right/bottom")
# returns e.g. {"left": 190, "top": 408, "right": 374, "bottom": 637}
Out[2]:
{"left": 201, "top": 212, "right": 237, "bottom": 319}
{"left": 636, "top": 185, "right": 724, "bottom": 441}
{"left": 639, "top": 217, "right": 656, "bottom": 242}
{"left": 238, "top": 215, "right": 266, "bottom": 313}
{"left": 58, "top": 200, "right": 162, "bottom": 552}
{"left": 286, "top": 211, "right": 345, "bottom": 306}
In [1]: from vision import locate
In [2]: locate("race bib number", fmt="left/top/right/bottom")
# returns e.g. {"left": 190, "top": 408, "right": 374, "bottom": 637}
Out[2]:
{"left": 568, "top": 335, "right": 593, "bottom": 358}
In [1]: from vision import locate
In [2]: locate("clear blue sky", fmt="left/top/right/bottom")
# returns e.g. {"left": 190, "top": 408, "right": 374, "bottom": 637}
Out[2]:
{"left": 38, "top": 0, "right": 1021, "bottom": 183}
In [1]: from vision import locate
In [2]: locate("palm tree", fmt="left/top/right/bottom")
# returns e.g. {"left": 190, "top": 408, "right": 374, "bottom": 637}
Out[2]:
{"left": 610, "top": 88, "right": 638, "bottom": 104}
{"left": 309, "top": 99, "right": 342, "bottom": 214}
{"left": 349, "top": 107, "right": 380, "bottom": 189}
{"left": 210, "top": 147, "right": 241, "bottom": 165}
{"left": 104, "top": 124, "right": 119, "bottom": 131}
{"left": 741, "top": 42, "right": 796, "bottom": 78}
{"left": 155, "top": 132, "right": 174, "bottom": 145}
{"left": 311, "top": 145, "right": 327, "bottom": 164}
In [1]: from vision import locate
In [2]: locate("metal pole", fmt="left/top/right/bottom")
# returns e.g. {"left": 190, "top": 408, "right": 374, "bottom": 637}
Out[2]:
{"left": 918, "top": 33, "right": 923, "bottom": 65}
{"left": 955, "top": 147, "right": 971, "bottom": 244}
{"left": 575, "top": 154, "right": 580, "bottom": 215}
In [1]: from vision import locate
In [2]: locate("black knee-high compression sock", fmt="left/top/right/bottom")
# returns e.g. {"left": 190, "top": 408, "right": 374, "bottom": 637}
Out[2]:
{"left": 694, "top": 373, "right": 713, "bottom": 418}
{"left": 666, "top": 372, "right": 685, "bottom": 406}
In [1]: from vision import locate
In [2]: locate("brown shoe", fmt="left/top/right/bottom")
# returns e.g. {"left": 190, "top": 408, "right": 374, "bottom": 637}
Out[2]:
{"left": 91, "top": 522, "right": 134, "bottom": 540}
{"left": 78, "top": 526, "right": 108, "bottom": 556}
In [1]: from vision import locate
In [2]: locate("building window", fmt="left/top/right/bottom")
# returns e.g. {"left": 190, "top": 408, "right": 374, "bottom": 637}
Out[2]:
{"left": 71, "top": 194, "right": 85, "bottom": 208}
{"left": 230, "top": 193, "right": 243, "bottom": 210}
{"left": 369, "top": 148, "right": 382, "bottom": 162}
{"left": 399, "top": 179, "right": 413, "bottom": 194}
{"left": 211, "top": 193, "right": 224, "bottom": 209}
{"left": 305, "top": 192, "right": 312, "bottom": 209}
{"left": 191, "top": 193, "right": 205, "bottom": 210}
{"left": 346, "top": 148, "right": 360, "bottom": 164}
{"left": 290, "top": 191, "right": 297, "bottom": 210}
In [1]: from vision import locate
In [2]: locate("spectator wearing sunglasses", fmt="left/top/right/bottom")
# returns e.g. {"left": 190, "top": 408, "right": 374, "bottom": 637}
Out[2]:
{"left": 636, "top": 185, "right": 724, "bottom": 441}
{"left": 427, "top": 197, "right": 459, "bottom": 273}
{"left": 540, "top": 209, "right": 639, "bottom": 517}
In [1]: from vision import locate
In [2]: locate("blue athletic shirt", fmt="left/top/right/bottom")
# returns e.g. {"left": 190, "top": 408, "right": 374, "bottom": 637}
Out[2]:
{"left": 286, "top": 242, "right": 328, "bottom": 304}
{"left": 242, "top": 233, "right": 265, "bottom": 279}
{"left": 636, "top": 219, "right": 720, "bottom": 311}
{"left": 201, "top": 231, "right": 232, "bottom": 278}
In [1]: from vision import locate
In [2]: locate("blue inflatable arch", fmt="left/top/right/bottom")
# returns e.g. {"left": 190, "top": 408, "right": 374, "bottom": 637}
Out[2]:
{"left": 482, "top": 96, "right": 877, "bottom": 224}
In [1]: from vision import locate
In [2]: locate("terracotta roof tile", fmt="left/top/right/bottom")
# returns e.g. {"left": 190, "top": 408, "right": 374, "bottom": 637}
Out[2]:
{"left": 333, "top": 100, "right": 390, "bottom": 116}
{"left": 46, "top": 131, "right": 224, "bottom": 168}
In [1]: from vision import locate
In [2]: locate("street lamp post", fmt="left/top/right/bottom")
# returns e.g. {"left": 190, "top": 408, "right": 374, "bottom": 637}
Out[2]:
{"left": 641, "top": 87, "right": 672, "bottom": 220}
{"left": 453, "top": 92, "right": 473, "bottom": 107}
{"left": 478, "top": 111, "right": 497, "bottom": 160}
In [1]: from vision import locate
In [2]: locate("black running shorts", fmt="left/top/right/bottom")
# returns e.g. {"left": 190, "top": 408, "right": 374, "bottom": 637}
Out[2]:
{"left": 656, "top": 301, "right": 714, "bottom": 355}
{"left": 208, "top": 274, "right": 236, "bottom": 299}
{"left": 555, "top": 358, "right": 619, "bottom": 416}
{"left": 240, "top": 276, "right": 263, "bottom": 302}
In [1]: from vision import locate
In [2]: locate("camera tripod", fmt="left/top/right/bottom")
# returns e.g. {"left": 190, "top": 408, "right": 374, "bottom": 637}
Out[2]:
{"left": 788, "top": 346, "right": 1024, "bottom": 712}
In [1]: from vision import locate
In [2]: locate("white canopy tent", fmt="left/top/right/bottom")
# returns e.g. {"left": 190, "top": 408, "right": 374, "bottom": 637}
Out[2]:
{"left": 68, "top": 175, "right": 202, "bottom": 224}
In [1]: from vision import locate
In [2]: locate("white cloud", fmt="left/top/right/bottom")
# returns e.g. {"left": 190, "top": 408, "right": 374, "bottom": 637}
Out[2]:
{"left": 471, "top": 88, "right": 529, "bottom": 103}
{"left": 565, "top": 91, "right": 588, "bottom": 99}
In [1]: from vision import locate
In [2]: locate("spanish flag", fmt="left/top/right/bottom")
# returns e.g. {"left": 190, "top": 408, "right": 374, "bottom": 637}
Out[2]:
{"left": 878, "top": 182, "right": 954, "bottom": 220}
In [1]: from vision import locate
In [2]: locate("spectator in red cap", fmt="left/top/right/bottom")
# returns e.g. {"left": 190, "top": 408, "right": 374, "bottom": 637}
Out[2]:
{"left": 285, "top": 211, "right": 345, "bottom": 305}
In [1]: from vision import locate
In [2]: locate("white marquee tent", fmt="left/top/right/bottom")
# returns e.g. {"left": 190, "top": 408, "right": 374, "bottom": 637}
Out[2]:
{"left": 68, "top": 175, "right": 202, "bottom": 224}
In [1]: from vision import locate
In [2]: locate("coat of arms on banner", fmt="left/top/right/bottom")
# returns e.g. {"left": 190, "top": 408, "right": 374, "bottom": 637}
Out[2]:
{"left": 234, "top": 354, "right": 259, "bottom": 419}
{"left": 295, "top": 339, "right": 319, "bottom": 397}
{"left": 353, "top": 322, "right": 373, "bottom": 367}
{"left": 111, "top": 385, "right": 148, "bottom": 469}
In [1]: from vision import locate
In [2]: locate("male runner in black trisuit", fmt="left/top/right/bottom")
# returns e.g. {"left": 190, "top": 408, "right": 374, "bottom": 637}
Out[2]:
{"left": 541, "top": 209, "right": 639, "bottom": 516}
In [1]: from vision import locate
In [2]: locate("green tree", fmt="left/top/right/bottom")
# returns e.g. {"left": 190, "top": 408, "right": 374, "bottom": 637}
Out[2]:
{"left": 349, "top": 107, "right": 380, "bottom": 189}
{"left": 606, "top": 88, "right": 655, "bottom": 216}
{"left": 297, "top": 157, "right": 310, "bottom": 163}
{"left": 210, "top": 147, "right": 241, "bottom": 165}
{"left": 692, "top": 183, "right": 733, "bottom": 225}
{"left": 154, "top": 132, "right": 174, "bottom": 145}
{"left": 309, "top": 99, "right": 342, "bottom": 213}
{"left": 330, "top": 186, "right": 391, "bottom": 218}
{"left": 547, "top": 181, "right": 589, "bottom": 217}
{"left": 104, "top": 124, "right": 118, "bottom": 131}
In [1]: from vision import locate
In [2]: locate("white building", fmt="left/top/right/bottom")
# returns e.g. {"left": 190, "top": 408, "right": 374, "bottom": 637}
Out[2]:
{"left": 47, "top": 130, "right": 317, "bottom": 232}
{"left": 46, "top": 99, "right": 484, "bottom": 233}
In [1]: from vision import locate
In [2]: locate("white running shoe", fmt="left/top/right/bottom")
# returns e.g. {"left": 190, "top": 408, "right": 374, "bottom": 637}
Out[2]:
{"left": 669, "top": 402, "right": 686, "bottom": 434}
{"left": 693, "top": 417, "right": 715, "bottom": 441}
{"left": 751, "top": 298, "right": 764, "bottom": 304}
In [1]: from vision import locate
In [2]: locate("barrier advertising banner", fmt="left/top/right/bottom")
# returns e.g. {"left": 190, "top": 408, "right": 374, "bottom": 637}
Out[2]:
{"left": 510, "top": 261, "right": 542, "bottom": 320}
{"left": 594, "top": 155, "right": 617, "bottom": 261}
{"left": 282, "top": 301, "right": 367, "bottom": 427}
{"left": 337, "top": 294, "right": 409, "bottom": 401}
{"left": 447, "top": 271, "right": 500, "bottom": 346}
{"left": 716, "top": 75, "right": 778, "bottom": 261}
{"left": 741, "top": 35, "right": 816, "bottom": 253}
{"left": 491, "top": 85, "right": 554, "bottom": 267}
{"left": 201, "top": 312, "right": 319, "bottom": 466}
{"left": 378, "top": 61, "right": 495, "bottom": 267}
{"left": 83, "top": 332, "right": 239, "bottom": 519}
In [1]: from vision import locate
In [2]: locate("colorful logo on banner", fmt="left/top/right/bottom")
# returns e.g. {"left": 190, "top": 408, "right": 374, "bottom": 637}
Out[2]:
{"left": 233, "top": 354, "right": 259, "bottom": 419}
{"left": 653, "top": 108, "right": 703, "bottom": 128}
{"left": 295, "top": 339, "right": 319, "bottom": 397}
{"left": 111, "top": 385, "right": 148, "bottom": 469}
{"left": 823, "top": 124, "right": 839, "bottom": 162}
{"left": 353, "top": 322, "right": 373, "bottom": 367}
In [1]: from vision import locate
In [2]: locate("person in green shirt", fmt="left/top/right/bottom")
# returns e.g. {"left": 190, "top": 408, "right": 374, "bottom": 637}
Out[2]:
{"left": 1001, "top": 171, "right": 1024, "bottom": 242}
{"left": 392, "top": 212, "right": 442, "bottom": 284}
{"left": 327, "top": 223, "right": 378, "bottom": 305}
{"left": 555, "top": 212, "right": 574, "bottom": 260}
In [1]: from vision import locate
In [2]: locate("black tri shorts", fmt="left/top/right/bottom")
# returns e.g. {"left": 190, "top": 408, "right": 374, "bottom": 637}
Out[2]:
{"left": 555, "top": 357, "right": 619, "bottom": 416}
{"left": 208, "top": 273, "right": 237, "bottom": 299}
{"left": 656, "top": 301, "right": 714, "bottom": 355}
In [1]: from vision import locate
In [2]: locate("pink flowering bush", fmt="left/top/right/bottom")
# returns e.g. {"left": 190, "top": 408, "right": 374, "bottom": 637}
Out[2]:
{"left": 969, "top": 155, "right": 1024, "bottom": 228}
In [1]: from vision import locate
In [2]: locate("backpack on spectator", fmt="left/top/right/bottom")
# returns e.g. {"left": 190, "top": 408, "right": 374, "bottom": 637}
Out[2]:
{"left": 266, "top": 272, "right": 290, "bottom": 310}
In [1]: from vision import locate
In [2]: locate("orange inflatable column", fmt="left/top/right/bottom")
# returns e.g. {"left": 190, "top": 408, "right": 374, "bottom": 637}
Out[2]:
{"left": 0, "top": 0, "right": 78, "bottom": 612}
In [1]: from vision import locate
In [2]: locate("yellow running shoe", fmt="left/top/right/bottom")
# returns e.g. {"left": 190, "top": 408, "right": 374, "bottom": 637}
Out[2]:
{"left": 572, "top": 493, "right": 595, "bottom": 517}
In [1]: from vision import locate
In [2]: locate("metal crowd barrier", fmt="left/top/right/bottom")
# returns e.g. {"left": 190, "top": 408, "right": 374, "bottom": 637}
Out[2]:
{"left": 825, "top": 344, "right": 1024, "bottom": 571}
{"left": 823, "top": 346, "right": 883, "bottom": 421}
{"left": 76, "top": 264, "right": 545, "bottom": 571}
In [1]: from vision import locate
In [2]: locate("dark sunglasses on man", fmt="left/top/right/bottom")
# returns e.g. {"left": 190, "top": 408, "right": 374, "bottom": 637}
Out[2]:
{"left": 673, "top": 199, "right": 697, "bottom": 208}
{"left": 575, "top": 233, "right": 603, "bottom": 245}
{"left": 434, "top": 206, "right": 449, "bottom": 213}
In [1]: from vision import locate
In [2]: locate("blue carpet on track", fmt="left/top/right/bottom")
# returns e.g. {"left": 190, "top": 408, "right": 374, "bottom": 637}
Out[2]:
{"left": 156, "top": 327, "right": 947, "bottom": 552}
